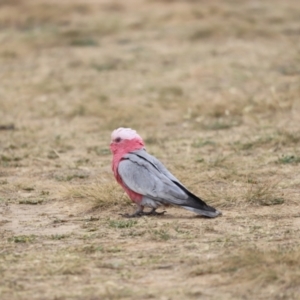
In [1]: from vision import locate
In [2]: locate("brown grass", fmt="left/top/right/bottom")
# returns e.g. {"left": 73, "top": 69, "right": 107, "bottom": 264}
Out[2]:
{"left": 1, "top": 0, "right": 300, "bottom": 299}
{"left": 65, "top": 178, "right": 130, "bottom": 208}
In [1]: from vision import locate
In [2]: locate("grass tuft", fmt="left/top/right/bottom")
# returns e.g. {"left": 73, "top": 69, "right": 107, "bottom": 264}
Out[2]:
{"left": 19, "top": 199, "right": 43, "bottom": 205}
{"left": 8, "top": 235, "right": 36, "bottom": 243}
{"left": 278, "top": 155, "right": 300, "bottom": 164}
{"left": 109, "top": 219, "right": 138, "bottom": 229}
{"left": 190, "top": 247, "right": 300, "bottom": 291}
{"left": 245, "top": 181, "right": 284, "bottom": 206}
{"left": 66, "top": 180, "right": 130, "bottom": 209}
{"left": 50, "top": 234, "right": 69, "bottom": 240}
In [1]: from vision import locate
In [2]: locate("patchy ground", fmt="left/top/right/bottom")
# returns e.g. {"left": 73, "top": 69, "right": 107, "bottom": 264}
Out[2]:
{"left": 1, "top": 0, "right": 300, "bottom": 299}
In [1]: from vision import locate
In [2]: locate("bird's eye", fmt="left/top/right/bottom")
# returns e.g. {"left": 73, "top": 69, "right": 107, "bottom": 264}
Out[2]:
{"left": 115, "top": 137, "right": 121, "bottom": 143}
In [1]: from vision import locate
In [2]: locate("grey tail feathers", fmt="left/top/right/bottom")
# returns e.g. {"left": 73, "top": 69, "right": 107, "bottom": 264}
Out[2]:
{"left": 173, "top": 181, "right": 222, "bottom": 218}
{"left": 181, "top": 205, "right": 222, "bottom": 218}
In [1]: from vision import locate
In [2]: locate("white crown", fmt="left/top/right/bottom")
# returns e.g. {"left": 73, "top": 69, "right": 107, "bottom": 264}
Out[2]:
{"left": 111, "top": 127, "right": 142, "bottom": 141}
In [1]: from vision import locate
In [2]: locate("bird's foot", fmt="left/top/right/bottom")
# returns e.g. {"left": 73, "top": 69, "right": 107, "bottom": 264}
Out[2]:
{"left": 120, "top": 208, "right": 166, "bottom": 218}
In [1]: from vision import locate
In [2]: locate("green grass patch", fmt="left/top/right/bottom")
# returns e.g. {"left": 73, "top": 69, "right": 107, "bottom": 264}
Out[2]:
{"left": 69, "top": 38, "right": 98, "bottom": 47}
{"left": 192, "top": 140, "right": 215, "bottom": 148}
{"left": 50, "top": 234, "right": 69, "bottom": 240}
{"left": 8, "top": 235, "right": 36, "bottom": 243}
{"left": 278, "top": 155, "right": 300, "bottom": 164}
{"left": 109, "top": 219, "right": 138, "bottom": 229}
{"left": 19, "top": 199, "right": 43, "bottom": 205}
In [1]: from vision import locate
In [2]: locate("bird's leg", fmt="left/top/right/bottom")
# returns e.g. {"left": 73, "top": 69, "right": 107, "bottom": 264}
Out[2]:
{"left": 120, "top": 205, "right": 145, "bottom": 218}
{"left": 121, "top": 206, "right": 166, "bottom": 218}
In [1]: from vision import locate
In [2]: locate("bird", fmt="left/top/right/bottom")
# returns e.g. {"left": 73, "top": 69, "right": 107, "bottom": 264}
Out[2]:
{"left": 110, "top": 127, "right": 221, "bottom": 218}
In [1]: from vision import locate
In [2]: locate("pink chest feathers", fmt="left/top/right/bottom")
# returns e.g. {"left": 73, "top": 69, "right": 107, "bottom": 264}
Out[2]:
{"left": 112, "top": 159, "right": 143, "bottom": 204}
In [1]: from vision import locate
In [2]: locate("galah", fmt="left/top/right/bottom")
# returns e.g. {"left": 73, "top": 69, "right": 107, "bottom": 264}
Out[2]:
{"left": 110, "top": 127, "right": 221, "bottom": 218}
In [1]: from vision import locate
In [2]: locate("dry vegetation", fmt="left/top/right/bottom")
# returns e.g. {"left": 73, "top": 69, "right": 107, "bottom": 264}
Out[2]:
{"left": 1, "top": 0, "right": 300, "bottom": 299}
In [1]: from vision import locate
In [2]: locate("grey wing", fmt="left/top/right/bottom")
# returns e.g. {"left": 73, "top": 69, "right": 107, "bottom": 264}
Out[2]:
{"left": 127, "top": 149, "right": 184, "bottom": 185}
{"left": 118, "top": 157, "right": 188, "bottom": 205}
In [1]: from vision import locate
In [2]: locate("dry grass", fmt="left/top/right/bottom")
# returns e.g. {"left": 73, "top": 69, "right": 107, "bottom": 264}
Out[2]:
{"left": 65, "top": 178, "right": 130, "bottom": 208}
{"left": 190, "top": 247, "right": 300, "bottom": 298}
{"left": 1, "top": 0, "right": 300, "bottom": 299}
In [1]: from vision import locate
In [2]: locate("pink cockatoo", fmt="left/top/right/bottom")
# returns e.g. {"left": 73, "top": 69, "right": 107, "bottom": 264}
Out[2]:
{"left": 110, "top": 127, "right": 221, "bottom": 218}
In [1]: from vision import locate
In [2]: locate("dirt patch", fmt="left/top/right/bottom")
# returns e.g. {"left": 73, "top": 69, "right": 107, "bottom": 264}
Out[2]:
{"left": 0, "top": 202, "right": 81, "bottom": 236}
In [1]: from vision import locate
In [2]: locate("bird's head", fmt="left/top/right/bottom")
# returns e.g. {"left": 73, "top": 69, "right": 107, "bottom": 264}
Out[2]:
{"left": 110, "top": 127, "right": 145, "bottom": 155}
